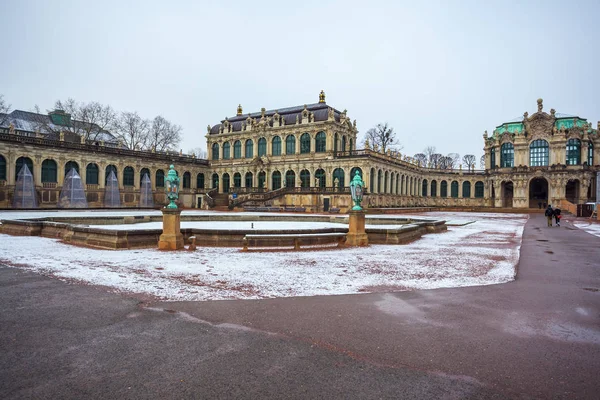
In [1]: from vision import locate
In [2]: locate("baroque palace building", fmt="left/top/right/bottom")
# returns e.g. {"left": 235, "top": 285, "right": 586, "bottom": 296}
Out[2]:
{"left": 0, "top": 93, "right": 597, "bottom": 210}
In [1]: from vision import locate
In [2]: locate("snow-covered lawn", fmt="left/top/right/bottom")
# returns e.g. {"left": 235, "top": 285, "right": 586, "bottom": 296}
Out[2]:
{"left": 573, "top": 221, "right": 600, "bottom": 238}
{"left": 0, "top": 212, "right": 528, "bottom": 301}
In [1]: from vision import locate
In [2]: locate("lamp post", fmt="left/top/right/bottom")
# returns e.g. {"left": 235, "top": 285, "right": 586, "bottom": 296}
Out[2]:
{"left": 158, "top": 164, "right": 184, "bottom": 250}
{"left": 345, "top": 170, "right": 368, "bottom": 246}
{"left": 165, "top": 165, "right": 180, "bottom": 209}
{"left": 350, "top": 170, "right": 364, "bottom": 211}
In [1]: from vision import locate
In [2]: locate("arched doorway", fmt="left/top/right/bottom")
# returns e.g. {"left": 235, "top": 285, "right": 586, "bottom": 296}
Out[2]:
{"left": 502, "top": 181, "right": 514, "bottom": 208}
{"left": 529, "top": 177, "right": 548, "bottom": 208}
{"left": 565, "top": 179, "right": 580, "bottom": 204}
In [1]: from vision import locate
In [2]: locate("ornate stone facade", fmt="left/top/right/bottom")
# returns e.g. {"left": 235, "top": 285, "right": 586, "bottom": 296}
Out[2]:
{"left": 1, "top": 95, "right": 596, "bottom": 211}
{"left": 484, "top": 99, "right": 599, "bottom": 208}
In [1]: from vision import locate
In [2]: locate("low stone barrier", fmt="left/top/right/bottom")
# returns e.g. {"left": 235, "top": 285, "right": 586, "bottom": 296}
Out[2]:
{"left": 242, "top": 232, "right": 347, "bottom": 251}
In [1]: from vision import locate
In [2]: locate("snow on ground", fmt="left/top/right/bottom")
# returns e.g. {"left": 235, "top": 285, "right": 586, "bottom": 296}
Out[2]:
{"left": 0, "top": 212, "right": 528, "bottom": 301}
{"left": 573, "top": 221, "right": 600, "bottom": 238}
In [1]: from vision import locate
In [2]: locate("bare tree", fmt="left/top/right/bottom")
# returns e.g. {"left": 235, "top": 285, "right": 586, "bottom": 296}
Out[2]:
{"left": 463, "top": 154, "right": 476, "bottom": 170}
{"left": 480, "top": 155, "right": 486, "bottom": 169}
{"left": 188, "top": 147, "right": 208, "bottom": 159}
{"left": 413, "top": 153, "right": 427, "bottom": 167}
{"left": 439, "top": 156, "right": 453, "bottom": 169}
{"left": 49, "top": 98, "right": 116, "bottom": 140}
{"left": 364, "top": 122, "right": 401, "bottom": 152}
{"left": 423, "top": 146, "right": 437, "bottom": 167}
{"left": 447, "top": 153, "right": 460, "bottom": 169}
{"left": 147, "top": 115, "right": 182, "bottom": 152}
{"left": 115, "top": 111, "right": 149, "bottom": 150}
{"left": 431, "top": 153, "right": 443, "bottom": 168}
{"left": 0, "top": 94, "right": 11, "bottom": 125}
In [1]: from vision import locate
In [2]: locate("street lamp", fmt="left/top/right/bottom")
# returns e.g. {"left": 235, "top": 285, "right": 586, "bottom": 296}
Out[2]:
{"left": 350, "top": 170, "right": 364, "bottom": 211}
{"left": 165, "top": 164, "right": 180, "bottom": 209}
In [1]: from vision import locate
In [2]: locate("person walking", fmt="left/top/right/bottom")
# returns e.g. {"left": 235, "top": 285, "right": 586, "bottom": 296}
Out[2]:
{"left": 545, "top": 204, "right": 554, "bottom": 227}
{"left": 554, "top": 207, "right": 562, "bottom": 227}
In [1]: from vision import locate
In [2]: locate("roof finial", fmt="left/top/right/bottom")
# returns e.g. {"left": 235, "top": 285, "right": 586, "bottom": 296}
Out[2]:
{"left": 237, "top": 104, "right": 243, "bottom": 116}
{"left": 537, "top": 98, "right": 543, "bottom": 113}
{"left": 319, "top": 90, "right": 326, "bottom": 103}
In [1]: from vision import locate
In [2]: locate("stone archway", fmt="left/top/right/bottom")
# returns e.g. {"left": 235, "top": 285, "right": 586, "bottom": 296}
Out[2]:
{"left": 501, "top": 181, "right": 513, "bottom": 208}
{"left": 529, "top": 177, "right": 548, "bottom": 209}
{"left": 565, "top": 179, "right": 580, "bottom": 204}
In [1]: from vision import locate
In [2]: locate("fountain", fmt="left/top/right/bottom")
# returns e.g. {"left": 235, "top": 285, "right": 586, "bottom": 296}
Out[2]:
{"left": 12, "top": 164, "right": 38, "bottom": 208}
{"left": 104, "top": 170, "right": 121, "bottom": 207}
{"left": 58, "top": 169, "right": 88, "bottom": 208}
{"left": 139, "top": 173, "right": 154, "bottom": 207}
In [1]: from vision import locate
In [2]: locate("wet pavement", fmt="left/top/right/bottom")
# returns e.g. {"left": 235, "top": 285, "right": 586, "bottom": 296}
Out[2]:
{"left": 1, "top": 214, "right": 599, "bottom": 399}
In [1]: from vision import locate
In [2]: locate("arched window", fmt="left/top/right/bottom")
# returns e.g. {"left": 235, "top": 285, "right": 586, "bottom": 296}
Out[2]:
{"left": 462, "top": 181, "right": 471, "bottom": 198}
{"left": 441, "top": 180, "right": 448, "bottom": 197}
{"left": 211, "top": 173, "right": 219, "bottom": 189}
{"left": 272, "top": 136, "right": 282, "bottom": 156}
{"left": 245, "top": 139, "right": 253, "bottom": 158}
{"left": 285, "top": 170, "right": 295, "bottom": 188}
{"left": 258, "top": 171, "right": 266, "bottom": 189}
{"left": 377, "top": 170, "right": 382, "bottom": 193}
{"left": 223, "top": 142, "right": 230, "bottom": 160}
{"left": 300, "top": 169, "right": 310, "bottom": 188}
{"left": 233, "top": 140, "right": 242, "bottom": 159}
{"left": 86, "top": 163, "right": 99, "bottom": 185}
{"left": 272, "top": 171, "right": 281, "bottom": 190}
{"left": 123, "top": 167, "right": 135, "bottom": 186}
{"left": 212, "top": 143, "right": 219, "bottom": 160}
{"left": 41, "top": 159, "right": 58, "bottom": 183}
{"left": 500, "top": 143, "right": 514, "bottom": 168}
{"left": 258, "top": 138, "right": 267, "bottom": 157}
{"left": 156, "top": 169, "right": 165, "bottom": 188}
{"left": 588, "top": 141, "right": 594, "bottom": 165}
{"left": 370, "top": 169, "right": 375, "bottom": 193}
{"left": 139, "top": 168, "right": 150, "bottom": 185}
{"left": 183, "top": 172, "right": 191, "bottom": 189}
{"left": 475, "top": 181, "right": 484, "bottom": 198}
{"left": 16, "top": 157, "right": 34, "bottom": 180}
{"left": 315, "top": 132, "right": 326, "bottom": 152}
{"left": 333, "top": 168, "right": 345, "bottom": 188}
{"left": 334, "top": 133, "right": 339, "bottom": 152}
{"left": 396, "top": 174, "right": 400, "bottom": 194}
{"left": 490, "top": 147, "right": 496, "bottom": 169}
{"left": 65, "top": 161, "right": 79, "bottom": 176}
{"left": 422, "top": 179, "right": 428, "bottom": 196}
{"left": 197, "top": 173, "right": 205, "bottom": 189}
{"left": 300, "top": 133, "right": 311, "bottom": 154}
{"left": 350, "top": 167, "right": 363, "bottom": 179}
{"left": 431, "top": 180, "right": 437, "bottom": 197}
{"left": 384, "top": 171, "right": 389, "bottom": 193}
{"left": 0, "top": 155, "right": 5, "bottom": 181}
{"left": 341, "top": 136, "right": 347, "bottom": 152}
{"left": 222, "top": 173, "right": 230, "bottom": 192}
{"left": 451, "top": 181, "right": 459, "bottom": 198}
{"left": 233, "top": 172, "right": 241, "bottom": 188}
{"left": 400, "top": 175, "right": 404, "bottom": 194}
{"left": 529, "top": 139, "right": 549, "bottom": 166}
{"left": 566, "top": 138, "right": 581, "bottom": 165}
{"left": 315, "top": 169, "right": 326, "bottom": 188}
{"left": 245, "top": 172, "right": 253, "bottom": 188}
{"left": 285, "top": 135, "right": 296, "bottom": 154}
{"left": 349, "top": 138, "right": 354, "bottom": 152}
{"left": 105, "top": 165, "right": 117, "bottom": 185}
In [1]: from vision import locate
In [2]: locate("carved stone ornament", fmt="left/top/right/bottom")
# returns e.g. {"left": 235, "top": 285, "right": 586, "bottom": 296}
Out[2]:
{"left": 523, "top": 111, "right": 555, "bottom": 138}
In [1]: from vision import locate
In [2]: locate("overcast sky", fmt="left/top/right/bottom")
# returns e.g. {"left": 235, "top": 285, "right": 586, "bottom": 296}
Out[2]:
{"left": 1, "top": 0, "right": 599, "bottom": 160}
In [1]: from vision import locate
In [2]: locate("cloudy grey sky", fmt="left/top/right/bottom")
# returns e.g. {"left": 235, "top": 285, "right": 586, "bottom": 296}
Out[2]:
{"left": 1, "top": 0, "right": 599, "bottom": 160}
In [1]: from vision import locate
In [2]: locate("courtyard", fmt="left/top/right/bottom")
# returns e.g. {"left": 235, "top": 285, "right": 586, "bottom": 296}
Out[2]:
{"left": 0, "top": 212, "right": 598, "bottom": 399}
{"left": 0, "top": 211, "right": 525, "bottom": 300}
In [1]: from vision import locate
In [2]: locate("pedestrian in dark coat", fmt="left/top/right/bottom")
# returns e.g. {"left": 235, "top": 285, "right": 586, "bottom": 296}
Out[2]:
{"left": 554, "top": 207, "right": 562, "bottom": 227}
{"left": 545, "top": 204, "right": 554, "bottom": 227}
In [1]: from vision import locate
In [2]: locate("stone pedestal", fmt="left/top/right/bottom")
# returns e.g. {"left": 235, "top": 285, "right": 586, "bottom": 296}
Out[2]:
{"left": 345, "top": 210, "right": 369, "bottom": 246}
{"left": 158, "top": 208, "right": 184, "bottom": 250}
